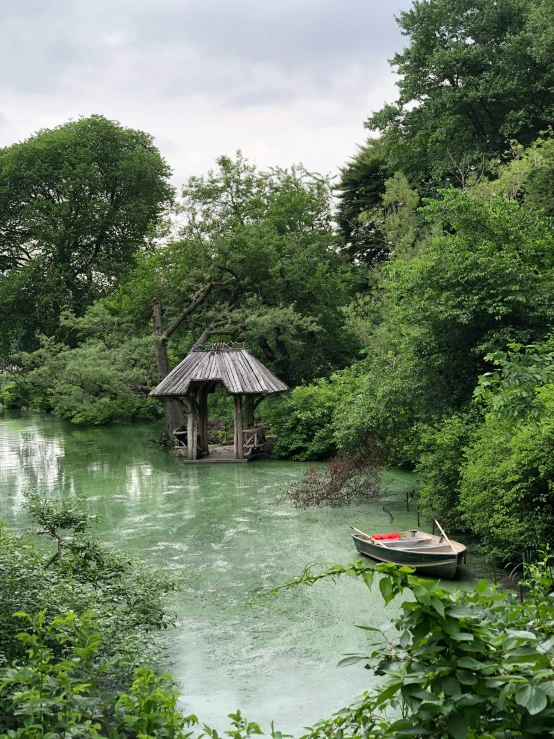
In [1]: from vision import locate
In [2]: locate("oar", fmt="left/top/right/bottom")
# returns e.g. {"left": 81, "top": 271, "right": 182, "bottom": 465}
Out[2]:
{"left": 434, "top": 519, "right": 456, "bottom": 553}
{"left": 350, "top": 526, "right": 373, "bottom": 539}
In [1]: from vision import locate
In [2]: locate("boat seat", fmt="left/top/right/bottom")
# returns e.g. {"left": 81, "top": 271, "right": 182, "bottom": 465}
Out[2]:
{"left": 384, "top": 539, "right": 434, "bottom": 548}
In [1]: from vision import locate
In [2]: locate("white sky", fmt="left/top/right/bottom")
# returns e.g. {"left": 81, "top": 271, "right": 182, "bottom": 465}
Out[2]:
{"left": 0, "top": 0, "right": 413, "bottom": 186}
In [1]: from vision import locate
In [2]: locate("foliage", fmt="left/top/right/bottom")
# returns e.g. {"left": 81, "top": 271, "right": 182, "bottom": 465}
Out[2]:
{"left": 259, "top": 556, "right": 554, "bottom": 738}
{"left": 116, "top": 152, "right": 359, "bottom": 386}
{"left": 415, "top": 413, "right": 477, "bottom": 531}
{"left": 0, "top": 610, "right": 198, "bottom": 738}
{"left": 335, "top": 138, "right": 389, "bottom": 263}
{"left": 0, "top": 115, "right": 173, "bottom": 359}
{"left": 388, "top": 190, "right": 554, "bottom": 407}
{"left": 0, "top": 375, "right": 24, "bottom": 409}
{"left": 265, "top": 378, "right": 350, "bottom": 461}
{"left": 459, "top": 393, "right": 554, "bottom": 562}
{"left": 15, "top": 332, "right": 157, "bottom": 425}
{"left": 0, "top": 494, "right": 179, "bottom": 709}
{"left": 474, "top": 341, "right": 554, "bottom": 423}
{"left": 368, "top": 0, "right": 554, "bottom": 191}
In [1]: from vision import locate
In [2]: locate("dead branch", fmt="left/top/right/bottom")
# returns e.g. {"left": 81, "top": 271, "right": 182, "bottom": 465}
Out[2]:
{"left": 285, "top": 436, "right": 383, "bottom": 508}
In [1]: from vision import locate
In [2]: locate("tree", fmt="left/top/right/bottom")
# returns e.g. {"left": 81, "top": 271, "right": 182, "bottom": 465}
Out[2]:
{"left": 368, "top": 0, "right": 554, "bottom": 191}
{"left": 387, "top": 190, "right": 554, "bottom": 407}
{"left": 143, "top": 154, "right": 359, "bottom": 438}
{"left": 335, "top": 138, "right": 389, "bottom": 263}
{"left": 0, "top": 115, "right": 174, "bottom": 358}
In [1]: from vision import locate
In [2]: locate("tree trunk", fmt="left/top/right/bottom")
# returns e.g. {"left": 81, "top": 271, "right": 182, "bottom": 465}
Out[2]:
{"left": 152, "top": 299, "right": 185, "bottom": 444}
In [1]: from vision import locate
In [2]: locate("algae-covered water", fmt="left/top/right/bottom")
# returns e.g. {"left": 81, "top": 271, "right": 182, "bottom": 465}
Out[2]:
{"left": 0, "top": 411, "right": 490, "bottom": 732}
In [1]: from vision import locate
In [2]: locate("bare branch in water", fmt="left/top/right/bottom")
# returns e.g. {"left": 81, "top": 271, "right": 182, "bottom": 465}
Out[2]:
{"left": 285, "top": 436, "right": 383, "bottom": 508}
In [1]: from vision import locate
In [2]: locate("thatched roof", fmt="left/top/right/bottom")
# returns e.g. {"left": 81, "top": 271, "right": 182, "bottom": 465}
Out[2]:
{"left": 150, "top": 346, "right": 288, "bottom": 397}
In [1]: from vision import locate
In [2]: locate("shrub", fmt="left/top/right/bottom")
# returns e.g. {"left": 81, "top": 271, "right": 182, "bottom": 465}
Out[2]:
{"left": 0, "top": 610, "right": 198, "bottom": 738}
{"left": 0, "top": 494, "right": 180, "bottom": 730}
{"left": 415, "top": 412, "right": 478, "bottom": 531}
{"left": 459, "top": 395, "right": 554, "bottom": 563}
{"left": 263, "top": 555, "right": 554, "bottom": 738}
{"left": 265, "top": 380, "right": 344, "bottom": 461}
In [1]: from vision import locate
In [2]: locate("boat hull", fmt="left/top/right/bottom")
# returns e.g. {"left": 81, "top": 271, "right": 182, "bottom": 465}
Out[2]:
{"left": 352, "top": 535, "right": 460, "bottom": 579}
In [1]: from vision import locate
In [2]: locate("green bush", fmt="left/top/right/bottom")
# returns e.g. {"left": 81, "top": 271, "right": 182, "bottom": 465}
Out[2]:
{"left": 265, "top": 382, "right": 339, "bottom": 460}
{"left": 0, "top": 376, "right": 24, "bottom": 409}
{"left": 265, "top": 372, "right": 361, "bottom": 461}
{"left": 16, "top": 335, "right": 157, "bottom": 425}
{"left": 0, "top": 610, "right": 198, "bottom": 738}
{"left": 459, "top": 390, "right": 554, "bottom": 563}
{"left": 274, "top": 556, "right": 554, "bottom": 739}
{"left": 415, "top": 412, "right": 478, "bottom": 531}
{"left": 0, "top": 494, "right": 180, "bottom": 732}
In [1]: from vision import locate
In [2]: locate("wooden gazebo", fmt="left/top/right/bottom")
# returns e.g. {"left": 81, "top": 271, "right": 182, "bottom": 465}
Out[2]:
{"left": 150, "top": 344, "right": 288, "bottom": 462}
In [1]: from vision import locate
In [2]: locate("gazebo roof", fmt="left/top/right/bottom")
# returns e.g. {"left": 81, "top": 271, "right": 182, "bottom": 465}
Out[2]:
{"left": 150, "top": 345, "right": 288, "bottom": 397}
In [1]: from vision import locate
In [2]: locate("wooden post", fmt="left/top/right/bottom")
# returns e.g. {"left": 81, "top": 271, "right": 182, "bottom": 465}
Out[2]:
{"left": 185, "top": 396, "right": 197, "bottom": 461}
{"left": 198, "top": 385, "right": 209, "bottom": 454}
{"left": 244, "top": 396, "right": 255, "bottom": 427}
{"left": 233, "top": 394, "right": 244, "bottom": 459}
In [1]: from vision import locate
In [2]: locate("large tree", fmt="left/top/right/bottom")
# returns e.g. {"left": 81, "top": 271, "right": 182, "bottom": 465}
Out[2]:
{"left": 114, "top": 153, "right": 359, "bottom": 387}
{"left": 368, "top": 0, "right": 554, "bottom": 191}
{"left": 0, "top": 115, "right": 174, "bottom": 358}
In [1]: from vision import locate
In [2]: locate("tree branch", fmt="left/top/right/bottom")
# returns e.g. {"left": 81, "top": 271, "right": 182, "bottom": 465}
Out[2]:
{"left": 195, "top": 319, "right": 236, "bottom": 347}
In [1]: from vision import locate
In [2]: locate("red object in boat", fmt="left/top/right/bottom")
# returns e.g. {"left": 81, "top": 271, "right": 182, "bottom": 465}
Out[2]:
{"left": 372, "top": 532, "right": 400, "bottom": 540}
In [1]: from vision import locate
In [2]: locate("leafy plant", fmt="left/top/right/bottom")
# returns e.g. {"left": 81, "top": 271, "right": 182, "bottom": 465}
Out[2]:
{"left": 258, "top": 556, "right": 554, "bottom": 738}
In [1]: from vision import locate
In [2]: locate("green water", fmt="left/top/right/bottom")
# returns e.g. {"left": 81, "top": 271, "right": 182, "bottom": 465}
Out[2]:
{"left": 0, "top": 411, "right": 491, "bottom": 732}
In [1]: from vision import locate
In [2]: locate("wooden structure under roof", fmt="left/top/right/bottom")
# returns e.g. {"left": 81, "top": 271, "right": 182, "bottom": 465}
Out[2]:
{"left": 150, "top": 343, "right": 288, "bottom": 462}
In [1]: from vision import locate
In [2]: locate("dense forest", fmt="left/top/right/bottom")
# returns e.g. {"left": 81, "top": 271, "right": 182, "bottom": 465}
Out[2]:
{"left": 3, "top": 0, "right": 554, "bottom": 734}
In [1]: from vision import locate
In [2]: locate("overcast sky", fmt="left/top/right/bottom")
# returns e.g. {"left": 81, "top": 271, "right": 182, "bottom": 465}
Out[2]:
{"left": 0, "top": 0, "right": 413, "bottom": 186}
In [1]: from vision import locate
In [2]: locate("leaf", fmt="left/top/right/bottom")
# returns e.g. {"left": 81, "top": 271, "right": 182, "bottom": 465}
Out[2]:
{"left": 361, "top": 570, "right": 374, "bottom": 590}
{"left": 413, "top": 585, "right": 430, "bottom": 606}
{"left": 430, "top": 596, "right": 445, "bottom": 618}
{"left": 399, "top": 630, "right": 411, "bottom": 648}
{"left": 442, "top": 678, "right": 461, "bottom": 696}
{"left": 507, "top": 629, "right": 537, "bottom": 641}
{"left": 475, "top": 579, "right": 488, "bottom": 592}
{"left": 442, "top": 618, "right": 460, "bottom": 637}
{"left": 457, "top": 670, "right": 477, "bottom": 686}
{"left": 457, "top": 656, "right": 483, "bottom": 670}
{"left": 446, "top": 714, "right": 468, "bottom": 739}
{"left": 538, "top": 681, "right": 554, "bottom": 697}
{"left": 541, "top": 635, "right": 554, "bottom": 652}
{"left": 446, "top": 606, "right": 475, "bottom": 618}
{"left": 515, "top": 685, "right": 548, "bottom": 715}
{"left": 337, "top": 655, "right": 365, "bottom": 668}
{"left": 379, "top": 577, "right": 394, "bottom": 604}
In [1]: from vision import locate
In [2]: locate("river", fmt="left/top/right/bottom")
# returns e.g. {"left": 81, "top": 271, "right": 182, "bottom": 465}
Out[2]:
{"left": 0, "top": 411, "right": 492, "bottom": 733}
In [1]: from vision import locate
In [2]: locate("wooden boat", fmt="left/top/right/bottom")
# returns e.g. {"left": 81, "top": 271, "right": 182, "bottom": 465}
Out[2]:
{"left": 351, "top": 529, "right": 466, "bottom": 579}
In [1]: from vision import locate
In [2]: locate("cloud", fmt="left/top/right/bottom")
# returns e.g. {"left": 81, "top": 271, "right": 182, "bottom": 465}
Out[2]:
{"left": 0, "top": 0, "right": 413, "bottom": 182}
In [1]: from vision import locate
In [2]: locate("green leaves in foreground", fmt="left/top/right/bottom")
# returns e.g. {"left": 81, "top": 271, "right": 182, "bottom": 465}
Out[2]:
{"left": 254, "top": 557, "right": 554, "bottom": 738}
